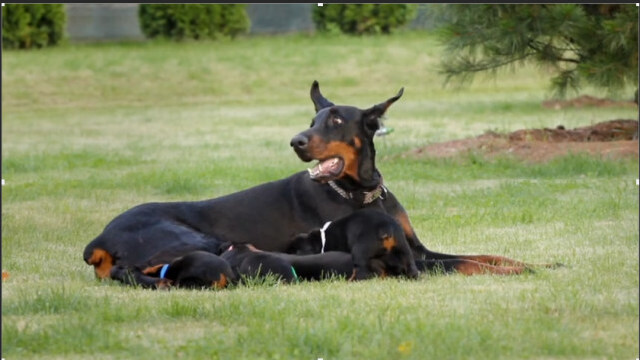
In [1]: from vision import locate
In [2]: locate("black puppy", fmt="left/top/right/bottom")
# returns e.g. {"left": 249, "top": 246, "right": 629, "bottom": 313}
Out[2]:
{"left": 289, "top": 209, "right": 419, "bottom": 280}
{"left": 222, "top": 243, "right": 355, "bottom": 281}
{"left": 220, "top": 244, "right": 299, "bottom": 283}
{"left": 275, "top": 252, "right": 354, "bottom": 281}
{"left": 110, "top": 250, "right": 235, "bottom": 289}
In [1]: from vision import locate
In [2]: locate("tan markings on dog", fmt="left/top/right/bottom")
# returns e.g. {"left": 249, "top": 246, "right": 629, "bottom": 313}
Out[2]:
{"left": 142, "top": 264, "right": 164, "bottom": 275}
{"left": 246, "top": 244, "right": 262, "bottom": 252}
{"left": 307, "top": 137, "right": 359, "bottom": 181}
{"left": 463, "top": 255, "right": 559, "bottom": 270}
{"left": 157, "top": 279, "right": 172, "bottom": 289}
{"left": 382, "top": 236, "right": 397, "bottom": 252}
{"left": 353, "top": 136, "right": 362, "bottom": 149}
{"left": 87, "top": 248, "right": 114, "bottom": 279}
{"left": 455, "top": 261, "right": 525, "bottom": 275}
{"left": 459, "top": 255, "right": 530, "bottom": 267}
{"left": 348, "top": 268, "right": 357, "bottom": 281}
{"left": 212, "top": 274, "right": 228, "bottom": 289}
{"left": 377, "top": 269, "right": 387, "bottom": 279}
{"left": 395, "top": 212, "right": 415, "bottom": 239}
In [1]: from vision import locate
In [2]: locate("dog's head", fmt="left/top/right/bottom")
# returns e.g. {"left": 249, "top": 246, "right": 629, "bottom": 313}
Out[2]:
{"left": 375, "top": 242, "right": 420, "bottom": 279}
{"left": 290, "top": 81, "right": 403, "bottom": 187}
{"left": 368, "top": 228, "right": 419, "bottom": 280}
{"left": 288, "top": 230, "right": 323, "bottom": 255}
{"left": 170, "top": 251, "right": 237, "bottom": 289}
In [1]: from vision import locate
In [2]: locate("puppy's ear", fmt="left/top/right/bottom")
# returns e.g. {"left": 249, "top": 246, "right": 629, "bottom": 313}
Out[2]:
{"left": 362, "top": 88, "right": 404, "bottom": 135}
{"left": 288, "top": 230, "right": 323, "bottom": 255}
{"left": 287, "top": 233, "right": 310, "bottom": 254}
{"left": 306, "top": 229, "right": 324, "bottom": 254}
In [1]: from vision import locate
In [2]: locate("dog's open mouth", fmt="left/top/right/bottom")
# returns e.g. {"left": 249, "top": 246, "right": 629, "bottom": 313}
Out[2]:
{"left": 307, "top": 157, "right": 344, "bottom": 181}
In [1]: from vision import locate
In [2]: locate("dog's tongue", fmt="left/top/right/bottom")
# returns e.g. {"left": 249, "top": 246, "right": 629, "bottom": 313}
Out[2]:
{"left": 307, "top": 157, "right": 342, "bottom": 181}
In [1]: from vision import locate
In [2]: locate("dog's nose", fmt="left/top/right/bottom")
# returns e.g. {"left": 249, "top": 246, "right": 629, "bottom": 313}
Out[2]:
{"left": 408, "top": 268, "right": 420, "bottom": 279}
{"left": 290, "top": 134, "right": 309, "bottom": 150}
{"left": 407, "top": 263, "right": 420, "bottom": 279}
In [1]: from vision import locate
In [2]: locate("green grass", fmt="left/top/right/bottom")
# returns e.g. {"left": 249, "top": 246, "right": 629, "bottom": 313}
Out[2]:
{"left": 2, "top": 31, "right": 638, "bottom": 359}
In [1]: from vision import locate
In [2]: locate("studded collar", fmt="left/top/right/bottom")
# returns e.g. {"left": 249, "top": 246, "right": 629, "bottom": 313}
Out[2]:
{"left": 327, "top": 180, "right": 387, "bottom": 205}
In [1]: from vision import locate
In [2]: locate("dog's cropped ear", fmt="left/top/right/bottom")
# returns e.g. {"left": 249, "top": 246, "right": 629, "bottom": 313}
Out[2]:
{"left": 362, "top": 88, "right": 404, "bottom": 135}
{"left": 310, "top": 80, "right": 335, "bottom": 113}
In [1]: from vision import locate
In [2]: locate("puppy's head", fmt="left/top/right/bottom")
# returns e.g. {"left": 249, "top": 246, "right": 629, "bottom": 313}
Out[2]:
{"left": 288, "top": 230, "right": 323, "bottom": 255}
{"left": 376, "top": 234, "right": 419, "bottom": 279}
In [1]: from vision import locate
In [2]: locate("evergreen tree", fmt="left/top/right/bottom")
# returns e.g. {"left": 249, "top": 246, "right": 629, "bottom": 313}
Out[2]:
{"left": 437, "top": 4, "right": 638, "bottom": 98}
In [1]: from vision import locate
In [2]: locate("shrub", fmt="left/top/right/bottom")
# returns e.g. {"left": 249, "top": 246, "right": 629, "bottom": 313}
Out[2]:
{"left": 138, "top": 4, "right": 250, "bottom": 40}
{"left": 2, "top": 4, "right": 66, "bottom": 49}
{"left": 312, "top": 4, "right": 417, "bottom": 35}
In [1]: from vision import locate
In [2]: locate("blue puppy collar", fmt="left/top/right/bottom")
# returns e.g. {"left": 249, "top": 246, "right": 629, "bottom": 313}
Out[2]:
{"left": 159, "top": 264, "right": 170, "bottom": 279}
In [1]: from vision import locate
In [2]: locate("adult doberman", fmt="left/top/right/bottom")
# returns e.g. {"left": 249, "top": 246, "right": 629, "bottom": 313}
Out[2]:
{"left": 84, "top": 81, "right": 544, "bottom": 279}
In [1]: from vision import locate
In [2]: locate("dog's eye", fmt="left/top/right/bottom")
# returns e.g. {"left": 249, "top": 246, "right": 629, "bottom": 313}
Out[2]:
{"left": 332, "top": 117, "right": 343, "bottom": 126}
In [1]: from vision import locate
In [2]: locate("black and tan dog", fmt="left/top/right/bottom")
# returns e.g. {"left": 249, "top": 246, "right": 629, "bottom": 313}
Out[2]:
{"left": 84, "top": 81, "right": 551, "bottom": 280}
{"left": 110, "top": 251, "right": 235, "bottom": 289}
{"left": 289, "top": 209, "right": 419, "bottom": 279}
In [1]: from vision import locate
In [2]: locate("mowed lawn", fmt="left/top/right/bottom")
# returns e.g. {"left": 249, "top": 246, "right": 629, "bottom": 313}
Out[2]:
{"left": 2, "top": 32, "right": 638, "bottom": 359}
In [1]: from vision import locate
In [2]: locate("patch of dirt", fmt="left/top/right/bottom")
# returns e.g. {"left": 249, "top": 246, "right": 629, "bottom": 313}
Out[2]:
{"left": 409, "top": 119, "right": 639, "bottom": 163}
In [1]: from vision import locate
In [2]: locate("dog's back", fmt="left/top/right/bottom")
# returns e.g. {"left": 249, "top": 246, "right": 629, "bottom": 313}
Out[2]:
{"left": 275, "top": 252, "right": 353, "bottom": 281}
{"left": 221, "top": 244, "right": 297, "bottom": 283}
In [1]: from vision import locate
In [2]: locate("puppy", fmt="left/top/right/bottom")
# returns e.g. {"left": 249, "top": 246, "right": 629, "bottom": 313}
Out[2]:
{"left": 289, "top": 209, "right": 419, "bottom": 280}
{"left": 220, "top": 244, "right": 298, "bottom": 283}
{"left": 110, "top": 250, "right": 235, "bottom": 289}
{"left": 275, "top": 251, "right": 354, "bottom": 280}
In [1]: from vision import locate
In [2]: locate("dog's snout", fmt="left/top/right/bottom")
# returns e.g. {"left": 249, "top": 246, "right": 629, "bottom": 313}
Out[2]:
{"left": 290, "top": 134, "right": 309, "bottom": 150}
{"left": 406, "top": 260, "right": 420, "bottom": 279}
{"left": 407, "top": 267, "right": 420, "bottom": 279}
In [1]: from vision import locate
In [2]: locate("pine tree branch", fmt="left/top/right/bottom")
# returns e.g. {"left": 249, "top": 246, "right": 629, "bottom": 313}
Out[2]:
{"left": 527, "top": 40, "right": 581, "bottom": 64}
{"left": 443, "top": 52, "right": 533, "bottom": 76}
{"left": 438, "top": 4, "right": 637, "bottom": 95}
